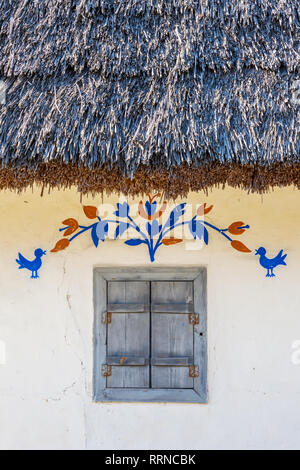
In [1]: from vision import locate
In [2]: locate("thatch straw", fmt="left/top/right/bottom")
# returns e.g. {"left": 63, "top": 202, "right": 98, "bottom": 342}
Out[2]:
{"left": 0, "top": 1, "right": 300, "bottom": 195}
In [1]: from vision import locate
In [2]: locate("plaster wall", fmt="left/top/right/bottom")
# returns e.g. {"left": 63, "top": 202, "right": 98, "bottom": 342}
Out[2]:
{"left": 0, "top": 186, "right": 299, "bottom": 450}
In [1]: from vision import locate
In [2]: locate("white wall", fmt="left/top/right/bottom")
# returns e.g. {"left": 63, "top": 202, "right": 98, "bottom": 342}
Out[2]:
{"left": 0, "top": 186, "right": 299, "bottom": 450}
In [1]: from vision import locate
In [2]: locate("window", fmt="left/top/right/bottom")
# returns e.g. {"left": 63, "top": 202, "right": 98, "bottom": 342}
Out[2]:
{"left": 93, "top": 268, "right": 207, "bottom": 403}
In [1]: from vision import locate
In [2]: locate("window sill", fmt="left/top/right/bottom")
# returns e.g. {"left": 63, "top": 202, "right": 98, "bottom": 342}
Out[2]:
{"left": 94, "top": 388, "right": 207, "bottom": 403}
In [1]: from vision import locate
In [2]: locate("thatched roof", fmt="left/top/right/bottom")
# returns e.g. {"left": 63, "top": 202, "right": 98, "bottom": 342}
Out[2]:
{"left": 0, "top": 0, "right": 300, "bottom": 196}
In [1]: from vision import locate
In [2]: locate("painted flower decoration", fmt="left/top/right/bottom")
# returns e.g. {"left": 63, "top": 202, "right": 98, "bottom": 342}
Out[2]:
{"left": 197, "top": 203, "right": 214, "bottom": 217}
{"left": 114, "top": 202, "right": 130, "bottom": 218}
{"left": 138, "top": 195, "right": 167, "bottom": 221}
{"left": 146, "top": 220, "right": 162, "bottom": 237}
{"left": 51, "top": 238, "right": 70, "bottom": 252}
{"left": 61, "top": 218, "right": 79, "bottom": 236}
{"left": 83, "top": 206, "right": 98, "bottom": 219}
{"left": 189, "top": 219, "right": 209, "bottom": 244}
{"left": 19, "top": 195, "right": 287, "bottom": 280}
{"left": 95, "top": 221, "right": 109, "bottom": 243}
{"left": 51, "top": 197, "right": 252, "bottom": 262}
{"left": 228, "top": 221, "right": 249, "bottom": 235}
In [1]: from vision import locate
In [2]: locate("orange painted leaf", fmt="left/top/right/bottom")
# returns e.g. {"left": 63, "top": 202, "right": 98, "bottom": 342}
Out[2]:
{"left": 197, "top": 203, "right": 214, "bottom": 216}
{"left": 162, "top": 238, "right": 183, "bottom": 246}
{"left": 138, "top": 200, "right": 167, "bottom": 220}
{"left": 228, "top": 221, "right": 246, "bottom": 235}
{"left": 138, "top": 201, "right": 149, "bottom": 220}
{"left": 51, "top": 238, "right": 70, "bottom": 253}
{"left": 231, "top": 240, "right": 252, "bottom": 253}
{"left": 83, "top": 205, "right": 98, "bottom": 219}
{"left": 62, "top": 218, "right": 79, "bottom": 236}
{"left": 204, "top": 204, "right": 214, "bottom": 215}
{"left": 151, "top": 201, "right": 168, "bottom": 220}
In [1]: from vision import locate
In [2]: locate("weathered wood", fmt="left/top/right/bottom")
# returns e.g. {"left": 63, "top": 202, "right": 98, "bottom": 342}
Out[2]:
{"left": 151, "top": 281, "right": 193, "bottom": 304}
{"left": 93, "top": 271, "right": 107, "bottom": 400}
{"left": 107, "top": 303, "right": 149, "bottom": 313}
{"left": 151, "top": 357, "right": 193, "bottom": 366}
{"left": 96, "top": 267, "right": 201, "bottom": 281}
{"left": 107, "top": 356, "right": 149, "bottom": 365}
{"left": 93, "top": 268, "right": 207, "bottom": 403}
{"left": 106, "top": 281, "right": 150, "bottom": 388}
{"left": 151, "top": 303, "right": 193, "bottom": 313}
{"left": 152, "top": 367, "right": 193, "bottom": 388}
{"left": 193, "top": 269, "right": 208, "bottom": 402}
{"left": 108, "top": 366, "right": 149, "bottom": 388}
{"left": 96, "top": 388, "right": 205, "bottom": 403}
{"left": 151, "top": 281, "right": 194, "bottom": 389}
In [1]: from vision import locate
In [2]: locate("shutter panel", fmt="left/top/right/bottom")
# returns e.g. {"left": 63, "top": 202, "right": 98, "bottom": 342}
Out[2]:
{"left": 106, "top": 281, "right": 150, "bottom": 388}
{"left": 151, "top": 281, "right": 194, "bottom": 389}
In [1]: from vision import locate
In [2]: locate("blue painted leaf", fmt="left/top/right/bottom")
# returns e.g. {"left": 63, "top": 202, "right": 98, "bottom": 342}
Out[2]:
{"left": 125, "top": 239, "right": 144, "bottom": 246}
{"left": 204, "top": 227, "right": 209, "bottom": 245}
{"left": 189, "top": 219, "right": 197, "bottom": 239}
{"left": 189, "top": 219, "right": 204, "bottom": 240}
{"left": 96, "top": 221, "right": 109, "bottom": 242}
{"left": 115, "top": 222, "right": 129, "bottom": 239}
{"left": 145, "top": 201, "right": 157, "bottom": 216}
{"left": 91, "top": 225, "right": 99, "bottom": 247}
{"left": 147, "top": 220, "right": 160, "bottom": 237}
{"left": 167, "top": 203, "right": 186, "bottom": 227}
{"left": 114, "top": 202, "right": 130, "bottom": 217}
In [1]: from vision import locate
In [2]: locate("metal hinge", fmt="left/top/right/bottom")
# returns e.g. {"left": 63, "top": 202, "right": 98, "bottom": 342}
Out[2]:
{"left": 189, "top": 314, "right": 199, "bottom": 325}
{"left": 189, "top": 365, "right": 199, "bottom": 378}
{"left": 102, "top": 312, "right": 112, "bottom": 324}
{"left": 102, "top": 365, "right": 112, "bottom": 377}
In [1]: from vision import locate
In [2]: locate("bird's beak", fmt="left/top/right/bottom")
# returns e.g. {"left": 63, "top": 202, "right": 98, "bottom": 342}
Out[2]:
{"left": 43, "top": 251, "right": 47, "bottom": 255}
{"left": 255, "top": 250, "right": 258, "bottom": 255}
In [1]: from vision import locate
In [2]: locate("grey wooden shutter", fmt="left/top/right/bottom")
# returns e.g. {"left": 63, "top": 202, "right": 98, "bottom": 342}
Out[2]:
{"left": 151, "top": 281, "right": 194, "bottom": 389}
{"left": 94, "top": 268, "right": 207, "bottom": 403}
{"left": 106, "top": 281, "right": 150, "bottom": 388}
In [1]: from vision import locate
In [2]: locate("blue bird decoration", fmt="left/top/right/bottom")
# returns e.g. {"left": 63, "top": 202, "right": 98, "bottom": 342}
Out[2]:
{"left": 16, "top": 249, "right": 46, "bottom": 279}
{"left": 255, "top": 247, "right": 287, "bottom": 277}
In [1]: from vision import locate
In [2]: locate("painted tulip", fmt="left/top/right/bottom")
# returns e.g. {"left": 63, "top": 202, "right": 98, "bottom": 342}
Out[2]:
{"left": 62, "top": 218, "right": 79, "bottom": 236}
{"left": 228, "top": 221, "right": 248, "bottom": 235}
{"left": 138, "top": 200, "right": 167, "bottom": 221}
{"left": 197, "top": 203, "right": 214, "bottom": 217}
{"left": 114, "top": 202, "right": 130, "bottom": 218}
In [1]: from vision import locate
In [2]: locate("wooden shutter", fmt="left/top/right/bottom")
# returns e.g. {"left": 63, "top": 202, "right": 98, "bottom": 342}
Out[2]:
{"left": 151, "top": 281, "right": 194, "bottom": 389}
{"left": 106, "top": 281, "right": 150, "bottom": 388}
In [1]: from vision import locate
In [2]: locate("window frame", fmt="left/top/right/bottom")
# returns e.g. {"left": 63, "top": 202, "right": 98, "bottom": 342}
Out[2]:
{"left": 93, "top": 267, "right": 207, "bottom": 403}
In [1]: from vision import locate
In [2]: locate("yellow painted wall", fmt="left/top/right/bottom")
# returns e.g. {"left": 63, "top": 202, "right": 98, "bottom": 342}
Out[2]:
{"left": 0, "top": 186, "right": 300, "bottom": 449}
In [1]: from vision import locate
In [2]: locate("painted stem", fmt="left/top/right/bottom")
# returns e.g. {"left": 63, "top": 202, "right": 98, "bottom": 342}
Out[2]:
{"left": 221, "top": 225, "right": 250, "bottom": 233}
{"left": 203, "top": 221, "right": 233, "bottom": 242}
{"left": 68, "top": 223, "right": 98, "bottom": 242}
{"left": 62, "top": 219, "right": 138, "bottom": 244}
{"left": 127, "top": 215, "right": 148, "bottom": 241}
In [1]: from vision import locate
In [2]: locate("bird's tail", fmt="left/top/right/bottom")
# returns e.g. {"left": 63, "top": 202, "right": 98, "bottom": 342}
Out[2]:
{"left": 276, "top": 250, "right": 287, "bottom": 266}
{"left": 279, "top": 254, "right": 287, "bottom": 266}
{"left": 16, "top": 255, "right": 25, "bottom": 269}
